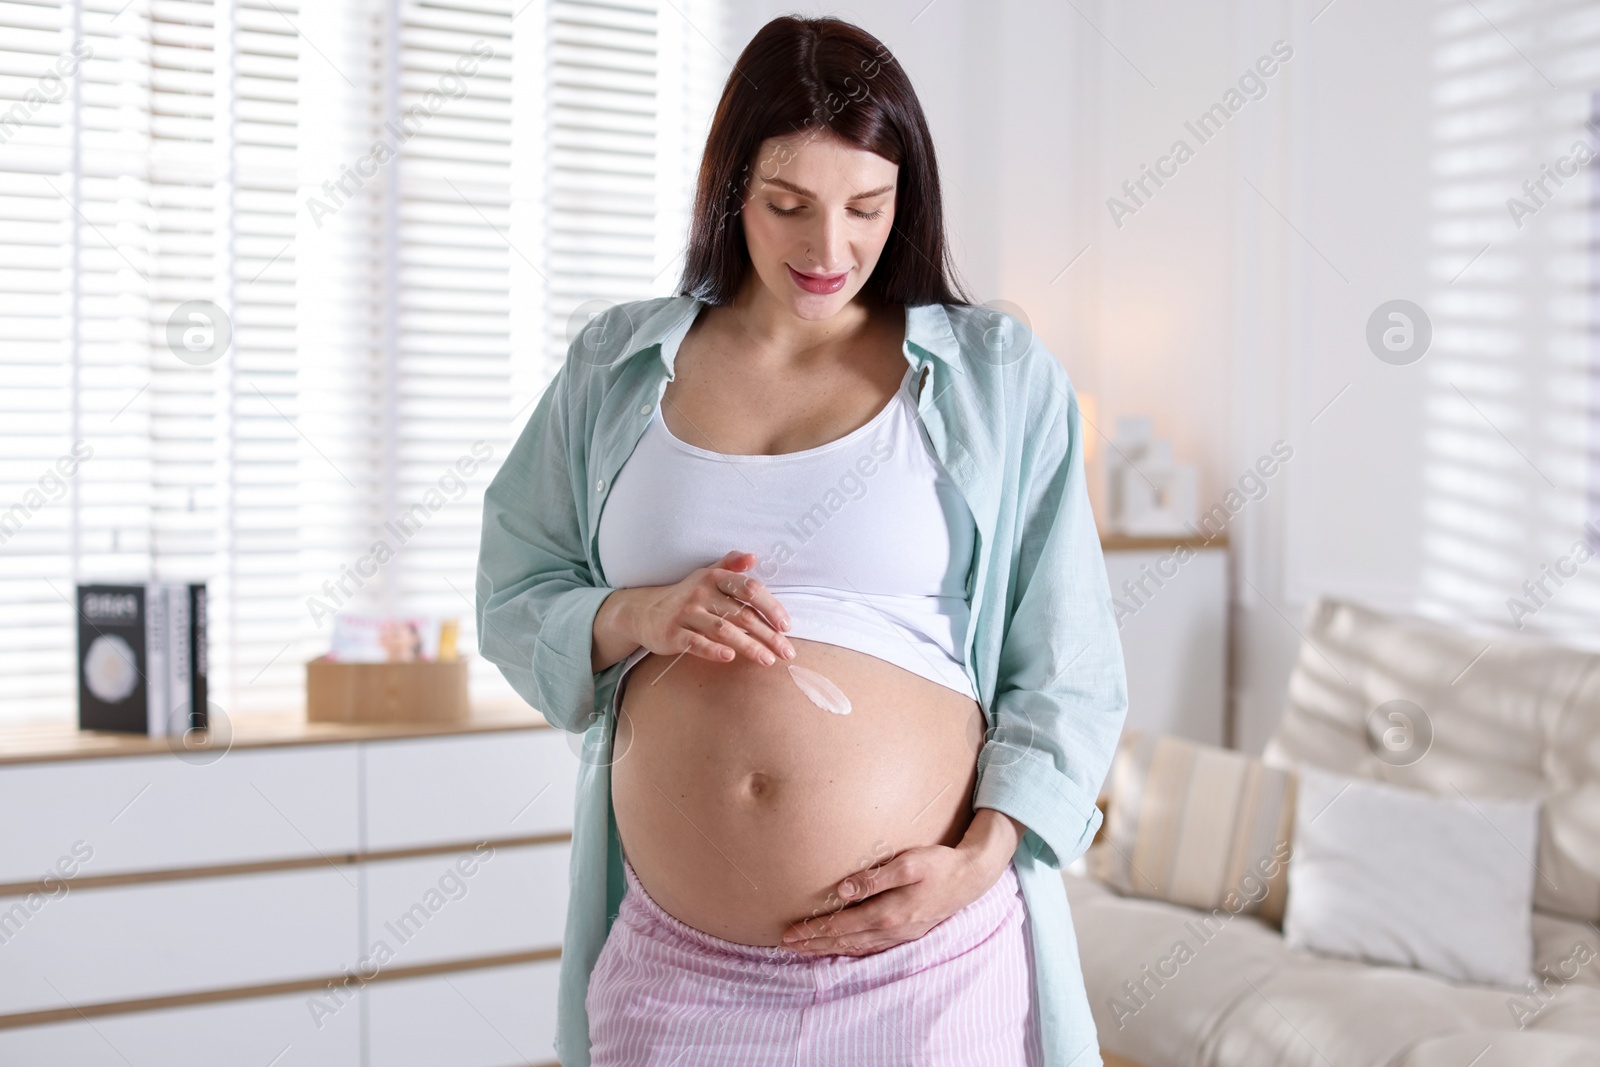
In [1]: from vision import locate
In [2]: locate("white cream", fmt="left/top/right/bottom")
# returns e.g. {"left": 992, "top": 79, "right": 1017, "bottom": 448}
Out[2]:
{"left": 787, "top": 664, "right": 852, "bottom": 715}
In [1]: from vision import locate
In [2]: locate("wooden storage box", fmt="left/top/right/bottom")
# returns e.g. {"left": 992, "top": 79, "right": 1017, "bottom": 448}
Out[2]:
{"left": 305, "top": 656, "right": 470, "bottom": 725}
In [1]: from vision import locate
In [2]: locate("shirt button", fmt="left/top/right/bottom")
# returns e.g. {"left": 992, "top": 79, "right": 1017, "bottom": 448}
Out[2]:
{"left": 639, "top": 404, "right": 651, "bottom": 415}
{"left": 596, "top": 478, "right": 605, "bottom": 492}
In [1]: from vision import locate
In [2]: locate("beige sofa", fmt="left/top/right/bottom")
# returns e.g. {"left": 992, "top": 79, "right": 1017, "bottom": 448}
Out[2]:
{"left": 1066, "top": 597, "right": 1600, "bottom": 1067}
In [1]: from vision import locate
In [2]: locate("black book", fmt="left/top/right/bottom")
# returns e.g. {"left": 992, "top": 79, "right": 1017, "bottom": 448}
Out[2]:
{"left": 77, "top": 584, "right": 161, "bottom": 735}
{"left": 187, "top": 583, "right": 209, "bottom": 732}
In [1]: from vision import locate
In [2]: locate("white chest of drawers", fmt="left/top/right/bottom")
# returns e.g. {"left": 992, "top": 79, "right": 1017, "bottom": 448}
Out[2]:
{"left": 0, "top": 712, "right": 575, "bottom": 1067}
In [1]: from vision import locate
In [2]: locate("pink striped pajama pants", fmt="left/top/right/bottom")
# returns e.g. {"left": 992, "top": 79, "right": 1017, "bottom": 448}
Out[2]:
{"left": 585, "top": 853, "right": 1041, "bottom": 1066}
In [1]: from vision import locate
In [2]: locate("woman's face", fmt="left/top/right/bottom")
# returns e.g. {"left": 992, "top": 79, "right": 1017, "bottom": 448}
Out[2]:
{"left": 739, "top": 128, "right": 899, "bottom": 318}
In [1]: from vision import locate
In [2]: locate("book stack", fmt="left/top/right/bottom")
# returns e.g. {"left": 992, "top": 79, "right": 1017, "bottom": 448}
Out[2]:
{"left": 77, "top": 583, "right": 209, "bottom": 736}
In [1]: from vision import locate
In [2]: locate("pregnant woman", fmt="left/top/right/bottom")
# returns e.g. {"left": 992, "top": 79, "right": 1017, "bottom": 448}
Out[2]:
{"left": 476, "top": 15, "right": 1127, "bottom": 1067}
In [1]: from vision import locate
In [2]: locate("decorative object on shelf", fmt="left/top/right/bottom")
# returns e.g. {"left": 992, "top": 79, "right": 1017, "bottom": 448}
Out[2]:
{"left": 1103, "top": 416, "right": 1198, "bottom": 536}
{"left": 437, "top": 618, "right": 460, "bottom": 661}
{"left": 76, "top": 582, "right": 208, "bottom": 736}
{"left": 327, "top": 612, "right": 456, "bottom": 662}
{"left": 305, "top": 658, "right": 471, "bottom": 725}
{"left": 308, "top": 612, "right": 470, "bottom": 725}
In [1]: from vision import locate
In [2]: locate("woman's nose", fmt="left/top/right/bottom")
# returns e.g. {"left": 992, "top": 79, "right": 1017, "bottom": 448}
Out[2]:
{"left": 805, "top": 213, "right": 848, "bottom": 270}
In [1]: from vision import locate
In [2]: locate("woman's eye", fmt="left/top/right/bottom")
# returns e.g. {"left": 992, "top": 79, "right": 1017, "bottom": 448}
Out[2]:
{"left": 764, "top": 204, "right": 889, "bottom": 220}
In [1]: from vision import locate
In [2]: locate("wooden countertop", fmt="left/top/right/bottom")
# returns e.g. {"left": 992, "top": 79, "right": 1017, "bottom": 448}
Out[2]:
{"left": 0, "top": 704, "right": 550, "bottom": 766}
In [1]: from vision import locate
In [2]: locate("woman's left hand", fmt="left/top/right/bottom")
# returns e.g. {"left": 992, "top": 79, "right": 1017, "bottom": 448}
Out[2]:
{"left": 777, "top": 839, "right": 1008, "bottom": 957}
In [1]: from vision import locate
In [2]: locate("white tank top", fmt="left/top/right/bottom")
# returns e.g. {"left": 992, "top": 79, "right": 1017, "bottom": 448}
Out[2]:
{"left": 597, "top": 361, "right": 978, "bottom": 699}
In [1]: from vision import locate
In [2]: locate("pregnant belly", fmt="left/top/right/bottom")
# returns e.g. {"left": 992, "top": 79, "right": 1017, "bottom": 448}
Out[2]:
{"left": 610, "top": 636, "right": 987, "bottom": 947}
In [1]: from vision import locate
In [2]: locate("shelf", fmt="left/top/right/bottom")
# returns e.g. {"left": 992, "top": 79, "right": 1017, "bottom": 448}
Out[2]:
{"left": 1101, "top": 532, "right": 1228, "bottom": 552}
{"left": 0, "top": 704, "right": 548, "bottom": 766}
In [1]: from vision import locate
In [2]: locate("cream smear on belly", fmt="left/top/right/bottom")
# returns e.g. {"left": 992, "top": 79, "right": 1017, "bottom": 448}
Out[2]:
{"left": 786, "top": 664, "right": 852, "bottom": 715}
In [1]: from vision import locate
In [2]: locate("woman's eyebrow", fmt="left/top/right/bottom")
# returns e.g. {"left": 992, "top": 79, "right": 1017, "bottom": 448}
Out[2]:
{"left": 760, "top": 176, "right": 895, "bottom": 200}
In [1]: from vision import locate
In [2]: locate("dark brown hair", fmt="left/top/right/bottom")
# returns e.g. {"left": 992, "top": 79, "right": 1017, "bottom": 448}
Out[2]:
{"left": 677, "top": 16, "right": 975, "bottom": 308}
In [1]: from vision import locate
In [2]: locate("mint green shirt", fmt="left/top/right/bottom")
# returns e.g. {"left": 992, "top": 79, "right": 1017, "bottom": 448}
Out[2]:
{"left": 476, "top": 295, "right": 1127, "bottom": 1067}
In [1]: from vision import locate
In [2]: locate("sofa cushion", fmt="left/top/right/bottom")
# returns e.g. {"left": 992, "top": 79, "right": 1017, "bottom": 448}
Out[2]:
{"left": 1531, "top": 910, "right": 1600, "bottom": 993}
{"left": 1393, "top": 1032, "right": 1600, "bottom": 1067}
{"left": 1088, "top": 728, "right": 1296, "bottom": 923}
{"left": 1202, "top": 957, "right": 1600, "bottom": 1067}
{"left": 1261, "top": 597, "right": 1600, "bottom": 922}
{"left": 1064, "top": 868, "right": 1291, "bottom": 1067}
{"left": 1282, "top": 767, "right": 1539, "bottom": 988}
{"left": 1067, "top": 869, "right": 1600, "bottom": 1067}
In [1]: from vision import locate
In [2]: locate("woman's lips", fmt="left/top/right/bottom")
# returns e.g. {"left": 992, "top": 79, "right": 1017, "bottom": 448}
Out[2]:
{"left": 787, "top": 264, "right": 849, "bottom": 295}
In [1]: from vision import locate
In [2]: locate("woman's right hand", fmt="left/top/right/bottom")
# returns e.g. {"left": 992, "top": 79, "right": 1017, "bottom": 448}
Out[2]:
{"left": 628, "top": 550, "right": 797, "bottom": 666}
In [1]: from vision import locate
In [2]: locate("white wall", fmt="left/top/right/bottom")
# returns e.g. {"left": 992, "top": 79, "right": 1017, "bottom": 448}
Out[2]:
{"left": 725, "top": 0, "right": 1600, "bottom": 752}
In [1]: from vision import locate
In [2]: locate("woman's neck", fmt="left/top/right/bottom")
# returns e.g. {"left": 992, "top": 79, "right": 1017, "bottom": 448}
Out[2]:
{"left": 723, "top": 273, "right": 883, "bottom": 364}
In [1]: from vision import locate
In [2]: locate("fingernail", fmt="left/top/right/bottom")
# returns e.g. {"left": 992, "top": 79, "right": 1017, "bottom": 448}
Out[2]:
{"left": 761, "top": 652, "right": 775, "bottom": 666}
{"left": 783, "top": 644, "right": 796, "bottom": 659}
{"left": 840, "top": 880, "right": 856, "bottom": 896}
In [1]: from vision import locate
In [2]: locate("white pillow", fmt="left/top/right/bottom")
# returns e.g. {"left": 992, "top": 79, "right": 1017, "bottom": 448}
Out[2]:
{"left": 1283, "top": 767, "right": 1539, "bottom": 989}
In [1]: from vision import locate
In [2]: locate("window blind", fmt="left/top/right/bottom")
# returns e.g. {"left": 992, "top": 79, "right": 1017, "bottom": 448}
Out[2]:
{"left": 544, "top": 0, "right": 723, "bottom": 386}
{"left": 0, "top": 0, "right": 73, "bottom": 420}
{"left": 547, "top": 0, "right": 661, "bottom": 347}
{"left": 0, "top": 0, "right": 727, "bottom": 725}
{"left": 0, "top": 0, "right": 75, "bottom": 717}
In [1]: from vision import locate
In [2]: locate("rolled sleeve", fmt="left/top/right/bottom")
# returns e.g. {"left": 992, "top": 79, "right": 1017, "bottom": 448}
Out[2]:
{"left": 974, "top": 352, "right": 1128, "bottom": 870}
{"left": 975, "top": 741, "right": 1107, "bottom": 870}
{"left": 528, "top": 584, "right": 614, "bottom": 731}
{"left": 475, "top": 357, "right": 610, "bottom": 733}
